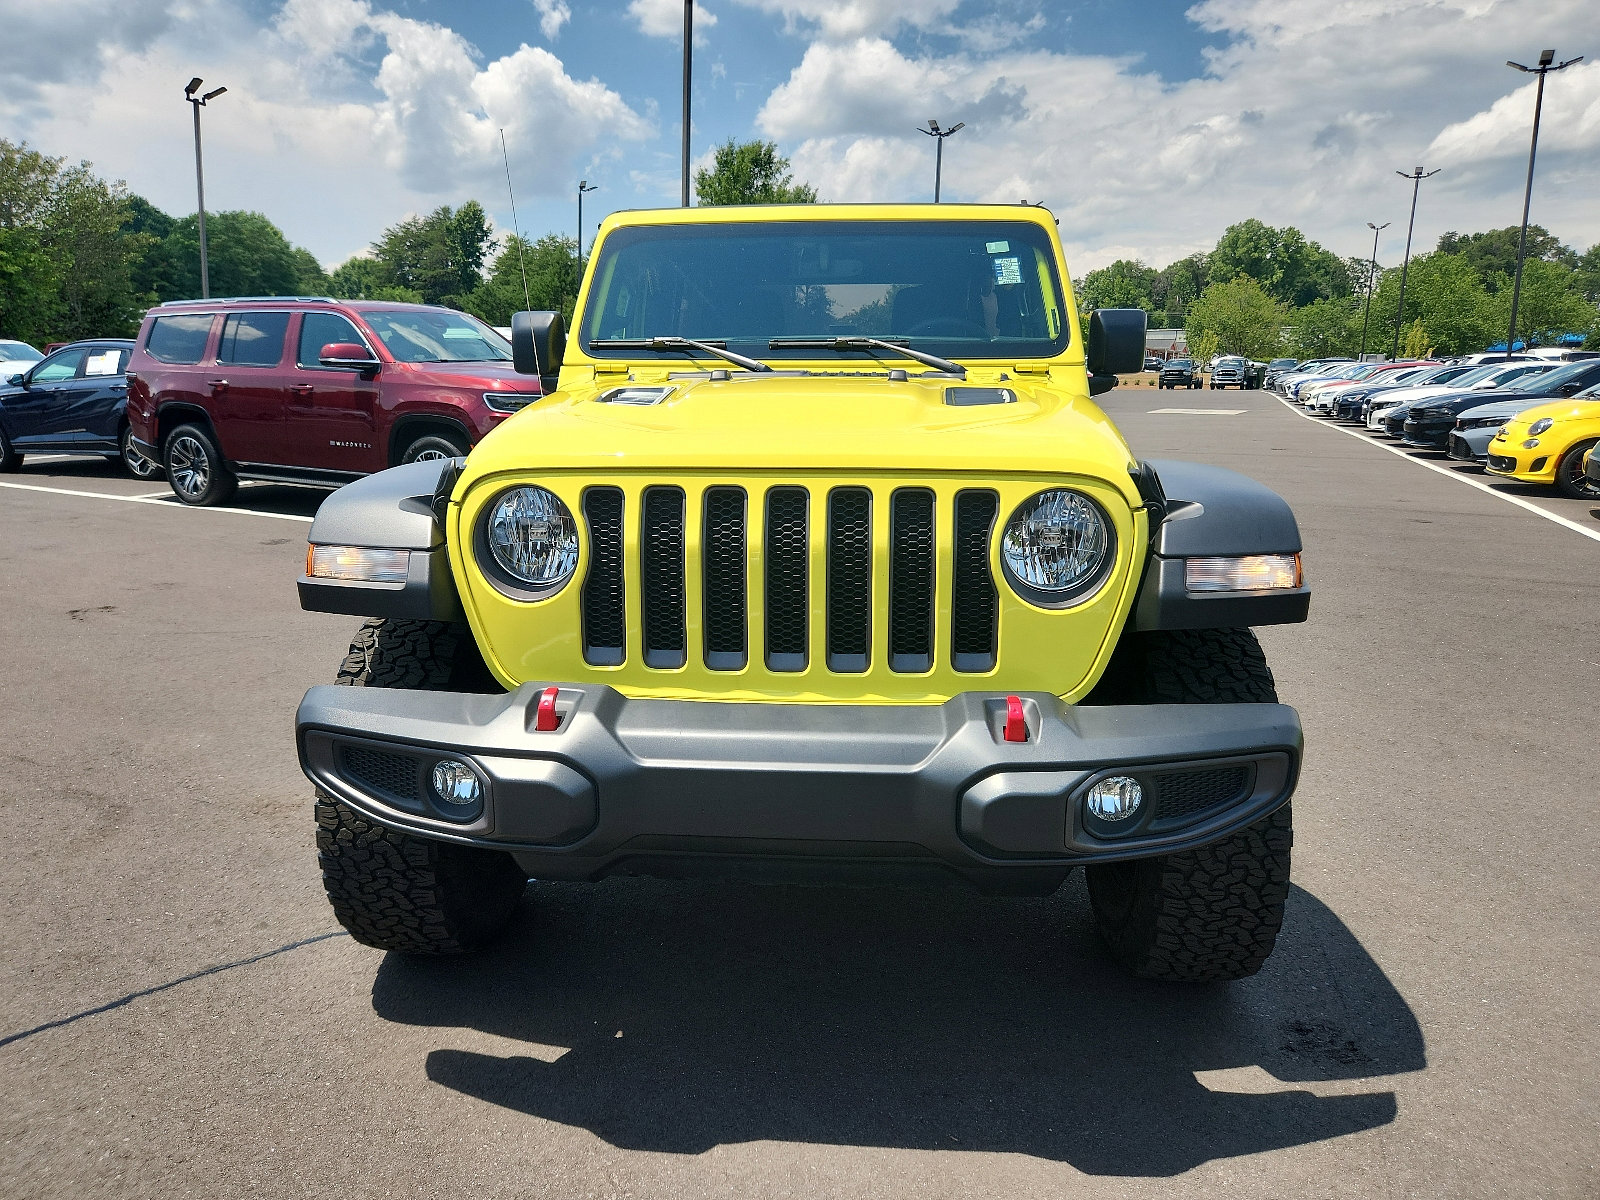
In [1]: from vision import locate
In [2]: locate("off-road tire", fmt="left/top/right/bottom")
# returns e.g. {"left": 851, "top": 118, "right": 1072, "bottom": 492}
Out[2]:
{"left": 1554, "top": 438, "right": 1600, "bottom": 500}
{"left": 316, "top": 617, "right": 524, "bottom": 954}
{"left": 0, "top": 428, "right": 20, "bottom": 472}
{"left": 1084, "top": 628, "right": 1293, "bottom": 982}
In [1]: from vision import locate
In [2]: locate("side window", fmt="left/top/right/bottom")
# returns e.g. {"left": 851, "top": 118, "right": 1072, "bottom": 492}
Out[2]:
{"left": 31, "top": 349, "right": 88, "bottom": 382}
{"left": 218, "top": 312, "right": 290, "bottom": 367}
{"left": 297, "top": 313, "right": 367, "bottom": 366}
{"left": 146, "top": 315, "right": 214, "bottom": 364}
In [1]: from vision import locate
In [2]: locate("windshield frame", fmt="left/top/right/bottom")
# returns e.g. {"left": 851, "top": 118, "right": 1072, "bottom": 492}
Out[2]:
{"left": 578, "top": 217, "right": 1072, "bottom": 365}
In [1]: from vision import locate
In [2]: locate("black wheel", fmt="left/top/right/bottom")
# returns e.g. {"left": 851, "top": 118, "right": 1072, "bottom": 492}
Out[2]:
{"left": 120, "top": 425, "right": 163, "bottom": 480}
{"left": 163, "top": 422, "right": 236, "bottom": 505}
{"left": 1083, "top": 628, "right": 1293, "bottom": 982}
{"left": 398, "top": 431, "right": 468, "bottom": 465}
{"left": 0, "top": 428, "right": 20, "bottom": 472}
{"left": 1554, "top": 439, "right": 1600, "bottom": 500}
{"left": 316, "top": 617, "right": 524, "bottom": 955}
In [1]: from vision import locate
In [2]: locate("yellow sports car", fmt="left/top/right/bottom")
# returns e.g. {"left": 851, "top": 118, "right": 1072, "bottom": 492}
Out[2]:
{"left": 292, "top": 204, "right": 1311, "bottom": 982}
{"left": 1486, "top": 389, "right": 1600, "bottom": 499}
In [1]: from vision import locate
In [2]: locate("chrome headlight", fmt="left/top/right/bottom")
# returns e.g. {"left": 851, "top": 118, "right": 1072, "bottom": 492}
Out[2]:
{"left": 480, "top": 486, "right": 579, "bottom": 597}
{"left": 1528, "top": 417, "right": 1554, "bottom": 435}
{"left": 1000, "top": 489, "right": 1115, "bottom": 606}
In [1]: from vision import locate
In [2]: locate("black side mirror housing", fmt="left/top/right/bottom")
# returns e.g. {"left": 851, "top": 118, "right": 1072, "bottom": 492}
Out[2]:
{"left": 1086, "top": 308, "right": 1149, "bottom": 379}
{"left": 6, "top": 373, "right": 23, "bottom": 388}
{"left": 512, "top": 310, "right": 565, "bottom": 391}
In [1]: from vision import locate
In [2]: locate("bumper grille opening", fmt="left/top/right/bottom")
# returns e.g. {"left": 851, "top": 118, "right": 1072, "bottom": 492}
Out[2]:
{"left": 1151, "top": 763, "right": 1252, "bottom": 823}
{"left": 826, "top": 488, "right": 872, "bottom": 672}
{"left": 703, "top": 487, "right": 748, "bottom": 670}
{"left": 765, "top": 487, "right": 809, "bottom": 671}
{"left": 641, "top": 487, "right": 687, "bottom": 669}
{"left": 341, "top": 745, "right": 423, "bottom": 808}
{"left": 581, "top": 487, "right": 625, "bottom": 666}
{"left": 888, "top": 488, "right": 935, "bottom": 673}
{"left": 950, "top": 490, "right": 999, "bottom": 672}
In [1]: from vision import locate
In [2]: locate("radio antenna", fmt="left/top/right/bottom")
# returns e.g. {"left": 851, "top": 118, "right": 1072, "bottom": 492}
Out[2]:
{"left": 499, "top": 128, "right": 532, "bottom": 311}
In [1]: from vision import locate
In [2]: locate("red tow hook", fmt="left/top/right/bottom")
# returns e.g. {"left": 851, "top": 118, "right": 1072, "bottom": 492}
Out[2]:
{"left": 534, "top": 686, "right": 561, "bottom": 731}
{"left": 1003, "top": 694, "right": 1028, "bottom": 743}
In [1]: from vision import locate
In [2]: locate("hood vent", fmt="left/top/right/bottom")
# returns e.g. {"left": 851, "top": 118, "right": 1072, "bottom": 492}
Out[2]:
{"left": 598, "top": 385, "right": 675, "bottom": 406}
{"left": 944, "top": 386, "right": 1016, "bottom": 407}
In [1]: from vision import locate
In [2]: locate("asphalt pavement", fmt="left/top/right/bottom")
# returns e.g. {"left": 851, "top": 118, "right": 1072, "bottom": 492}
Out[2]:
{"left": 1, "top": 392, "right": 1595, "bottom": 1198}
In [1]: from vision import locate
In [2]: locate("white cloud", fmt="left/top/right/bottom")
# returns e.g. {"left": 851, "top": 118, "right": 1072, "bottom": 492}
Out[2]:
{"left": 730, "top": 0, "right": 960, "bottom": 41}
{"left": 530, "top": 0, "right": 571, "bottom": 40}
{"left": 1428, "top": 59, "right": 1600, "bottom": 165}
{"left": 629, "top": 0, "right": 717, "bottom": 42}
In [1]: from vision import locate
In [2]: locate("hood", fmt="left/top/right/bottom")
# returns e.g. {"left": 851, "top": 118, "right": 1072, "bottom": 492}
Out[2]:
{"left": 396, "top": 360, "right": 543, "bottom": 393}
{"left": 1497, "top": 397, "right": 1600, "bottom": 433}
{"left": 461, "top": 370, "right": 1136, "bottom": 485}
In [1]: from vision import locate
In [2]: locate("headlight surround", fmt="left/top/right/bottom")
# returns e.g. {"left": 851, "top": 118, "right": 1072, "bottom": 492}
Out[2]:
{"left": 478, "top": 485, "right": 579, "bottom": 598}
{"left": 999, "top": 489, "right": 1116, "bottom": 607}
{"left": 1528, "top": 417, "right": 1554, "bottom": 436}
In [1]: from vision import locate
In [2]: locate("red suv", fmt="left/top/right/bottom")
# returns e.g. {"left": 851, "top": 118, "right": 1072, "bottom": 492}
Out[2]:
{"left": 126, "top": 297, "right": 546, "bottom": 505}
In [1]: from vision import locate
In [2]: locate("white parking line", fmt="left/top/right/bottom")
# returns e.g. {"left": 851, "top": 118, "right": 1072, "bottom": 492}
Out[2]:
{"left": 0, "top": 480, "right": 314, "bottom": 523}
{"left": 1272, "top": 396, "right": 1600, "bottom": 545}
{"left": 1148, "top": 407, "right": 1247, "bottom": 416}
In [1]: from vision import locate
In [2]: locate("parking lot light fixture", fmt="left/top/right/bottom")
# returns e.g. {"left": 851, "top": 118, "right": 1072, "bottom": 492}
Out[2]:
{"left": 1390, "top": 166, "right": 1439, "bottom": 361}
{"left": 1504, "top": 50, "right": 1583, "bottom": 357}
{"left": 919, "top": 119, "right": 965, "bottom": 202}
{"left": 578, "top": 180, "right": 598, "bottom": 260}
{"left": 184, "top": 77, "right": 226, "bottom": 300}
{"left": 1360, "top": 222, "right": 1389, "bottom": 360}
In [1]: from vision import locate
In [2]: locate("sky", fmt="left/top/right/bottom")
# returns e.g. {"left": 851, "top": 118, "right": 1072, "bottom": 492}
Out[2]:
{"left": 3, "top": 0, "right": 1598, "bottom": 278}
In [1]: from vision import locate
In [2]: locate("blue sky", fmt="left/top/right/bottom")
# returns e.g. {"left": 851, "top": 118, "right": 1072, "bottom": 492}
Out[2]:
{"left": 3, "top": 0, "right": 1597, "bottom": 276}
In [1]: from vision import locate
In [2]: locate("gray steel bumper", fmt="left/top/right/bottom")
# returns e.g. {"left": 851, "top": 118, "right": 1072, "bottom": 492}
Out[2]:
{"left": 296, "top": 684, "right": 1301, "bottom": 886}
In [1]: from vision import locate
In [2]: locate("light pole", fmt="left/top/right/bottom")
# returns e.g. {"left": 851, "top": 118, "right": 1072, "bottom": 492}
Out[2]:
{"left": 1359, "top": 221, "right": 1389, "bottom": 360}
{"left": 184, "top": 77, "right": 227, "bottom": 299}
{"left": 1390, "top": 165, "right": 1438, "bottom": 360}
{"left": 578, "top": 180, "right": 598, "bottom": 259}
{"left": 919, "top": 119, "right": 965, "bottom": 202}
{"left": 681, "top": 0, "right": 692, "bottom": 207}
{"left": 1504, "top": 49, "right": 1583, "bottom": 355}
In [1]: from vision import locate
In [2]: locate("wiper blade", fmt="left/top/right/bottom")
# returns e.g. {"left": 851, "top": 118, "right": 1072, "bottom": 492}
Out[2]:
{"left": 593, "top": 336, "right": 772, "bottom": 373}
{"left": 767, "top": 336, "right": 966, "bottom": 378}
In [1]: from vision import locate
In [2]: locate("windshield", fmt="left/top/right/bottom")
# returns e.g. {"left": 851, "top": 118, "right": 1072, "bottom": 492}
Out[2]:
{"left": 361, "top": 310, "right": 511, "bottom": 364}
{"left": 0, "top": 341, "right": 43, "bottom": 362}
{"left": 1523, "top": 360, "right": 1594, "bottom": 392}
{"left": 581, "top": 219, "right": 1069, "bottom": 363}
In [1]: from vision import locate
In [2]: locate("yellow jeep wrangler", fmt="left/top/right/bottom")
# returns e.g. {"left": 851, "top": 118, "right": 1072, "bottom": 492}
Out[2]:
{"left": 296, "top": 204, "right": 1309, "bottom": 981}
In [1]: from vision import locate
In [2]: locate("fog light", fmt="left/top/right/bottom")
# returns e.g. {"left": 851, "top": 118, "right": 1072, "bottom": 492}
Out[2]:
{"left": 432, "top": 760, "right": 482, "bottom": 807}
{"left": 1086, "top": 776, "right": 1142, "bottom": 822}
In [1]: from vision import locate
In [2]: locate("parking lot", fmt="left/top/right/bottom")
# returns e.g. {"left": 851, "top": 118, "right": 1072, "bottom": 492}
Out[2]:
{"left": 1, "top": 387, "right": 1595, "bottom": 1198}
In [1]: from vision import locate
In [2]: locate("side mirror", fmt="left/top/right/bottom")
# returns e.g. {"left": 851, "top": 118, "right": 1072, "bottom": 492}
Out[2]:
{"left": 512, "top": 310, "right": 565, "bottom": 390}
{"left": 1086, "top": 308, "right": 1148, "bottom": 395}
{"left": 5, "top": 373, "right": 23, "bottom": 388}
{"left": 319, "top": 343, "right": 381, "bottom": 371}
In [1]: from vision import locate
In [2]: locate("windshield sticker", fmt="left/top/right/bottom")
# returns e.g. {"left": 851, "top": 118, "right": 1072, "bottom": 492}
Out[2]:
{"left": 985, "top": 240, "right": 1010, "bottom": 253}
{"left": 993, "top": 256, "right": 1022, "bottom": 286}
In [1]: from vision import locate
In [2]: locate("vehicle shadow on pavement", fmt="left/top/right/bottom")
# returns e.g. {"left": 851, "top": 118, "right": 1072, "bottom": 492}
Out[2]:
{"left": 370, "top": 878, "right": 1422, "bottom": 1174}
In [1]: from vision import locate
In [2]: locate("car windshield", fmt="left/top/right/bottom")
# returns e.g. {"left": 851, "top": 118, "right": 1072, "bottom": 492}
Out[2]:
{"left": 1167, "top": 359, "right": 1192, "bottom": 367}
{"left": 361, "top": 310, "right": 511, "bottom": 364}
{"left": 0, "top": 341, "right": 43, "bottom": 362}
{"left": 1523, "top": 360, "right": 1594, "bottom": 392}
{"left": 581, "top": 218, "right": 1070, "bottom": 363}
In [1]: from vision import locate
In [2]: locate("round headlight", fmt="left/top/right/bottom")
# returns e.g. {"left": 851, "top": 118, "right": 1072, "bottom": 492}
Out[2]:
{"left": 483, "top": 486, "right": 579, "bottom": 593}
{"left": 1000, "top": 489, "right": 1115, "bottom": 605}
{"left": 1528, "top": 417, "right": 1554, "bottom": 436}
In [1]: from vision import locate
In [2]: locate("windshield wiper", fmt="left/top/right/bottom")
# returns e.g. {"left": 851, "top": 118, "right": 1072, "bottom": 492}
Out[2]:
{"left": 593, "top": 336, "right": 772, "bottom": 373}
{"left": 767, "top": 336, "right": 966, "bottom": 379}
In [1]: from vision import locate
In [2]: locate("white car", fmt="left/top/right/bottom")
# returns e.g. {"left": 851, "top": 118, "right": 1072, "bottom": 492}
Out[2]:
{"left": 0, "top": 339, "right": 43, "bottom": 382}
{"left": 1362, "top": 362, "right": 1558, "bottom": 429}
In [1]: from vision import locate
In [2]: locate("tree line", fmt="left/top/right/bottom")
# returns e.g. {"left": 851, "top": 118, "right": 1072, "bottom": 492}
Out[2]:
{"left": 1076, "top": 217, "right": 1600, "bottom": 360}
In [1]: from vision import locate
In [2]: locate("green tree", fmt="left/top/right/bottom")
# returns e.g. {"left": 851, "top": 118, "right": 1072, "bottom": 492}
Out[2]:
{"left": 461, "top": 234, "right": 585, "bottom": 326}
{"left": 1436, "top": 224, "right": 1576, "bottom": 291}
{"left": 1185, "top": 275, "right": 1288, "bottom": 359}
{"left": 1150, "top": 253, "right": 1209, "bottom": 328}
{"left": 1486, "top": 257, "right": 1598, "bottom": 348}
{"left": 367, "top": 201, "right": 493, "bottom": 306}
{"left": 1075, "top": 259, "right": 1157, "bottom": 316}
{"left": 1287, "top": 296, "right": 1361, "bottom": 359}
{"left": 123, "top": 195, "right": 181, "bottom": 302}
{"left": 163, "top": 211, "right": 306, "bottom": 299}
{"left": 291, "top": 247, "right": 330, "bottom": 295}
{"left": 1574, "top": 243, "right": 1600, "bottom": 306}
{"left": 694, "top": 140, "right": 817, "bottom": 205}
{"left": 328, "top": 256, "right": 420, "bottom": 303}
{"left": 1209, "top": 219, "right": 1350, "bottom": 308}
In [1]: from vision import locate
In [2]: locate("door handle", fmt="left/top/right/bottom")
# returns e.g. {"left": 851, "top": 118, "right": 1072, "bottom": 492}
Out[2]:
{"left": 291, "top": 384, "right": 314, "bottom": 396}
{"left": 110, "top": 384, "right": 127, "bottom": 391}
{"left": 207, "top": 378, "right": 229, "bottom": 392}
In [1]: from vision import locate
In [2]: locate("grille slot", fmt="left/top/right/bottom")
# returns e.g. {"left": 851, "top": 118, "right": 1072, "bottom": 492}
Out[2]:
{"left": 764, "top": 487, "right": 809, "bottom": 670}
{"left": 888, "top": 488, "right": 935, "bottom": 673}
{"left": 581, "top": 488, "right": 626, "bottom": 665}
{"left": 826, "top": 488, "right": 872, "bottom": 672}
{"left": 702, "top": 487, "right": 748, "bottom": 670}
{"left": 341, "top": 745, "right": 422, "bottom": 807}
{"left": 641, "top": 487, "right": 687, "bottom": 669}
{"left": 1151, "top": 763, "right": 1253, "bottom": 823}
{"left": 951, "top": 490, "right": 998, "bottom": 671}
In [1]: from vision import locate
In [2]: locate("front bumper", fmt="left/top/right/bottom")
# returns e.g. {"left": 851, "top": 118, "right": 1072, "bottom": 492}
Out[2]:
{"left": 1401, "top": 419, "right": 1451, "bottom": 449}
{"left": 297, "top": 684, "right": 1301, "bottom": 887}
{"left": 1486, "top": 444, "right": 1556, "bottom": 483}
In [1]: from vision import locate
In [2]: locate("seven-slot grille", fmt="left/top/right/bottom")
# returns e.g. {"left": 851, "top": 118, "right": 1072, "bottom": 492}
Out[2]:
{"left": 580, "top": 484, "right": 1001, "bottom": 674}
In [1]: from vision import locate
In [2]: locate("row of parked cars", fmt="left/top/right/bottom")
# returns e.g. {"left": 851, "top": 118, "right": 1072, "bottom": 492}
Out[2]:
{"left": 1269, "top": 351, "right": 1600, "bottom": 501}
{"left": 0, "top": 297, "right": 548, "bottom": 503}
